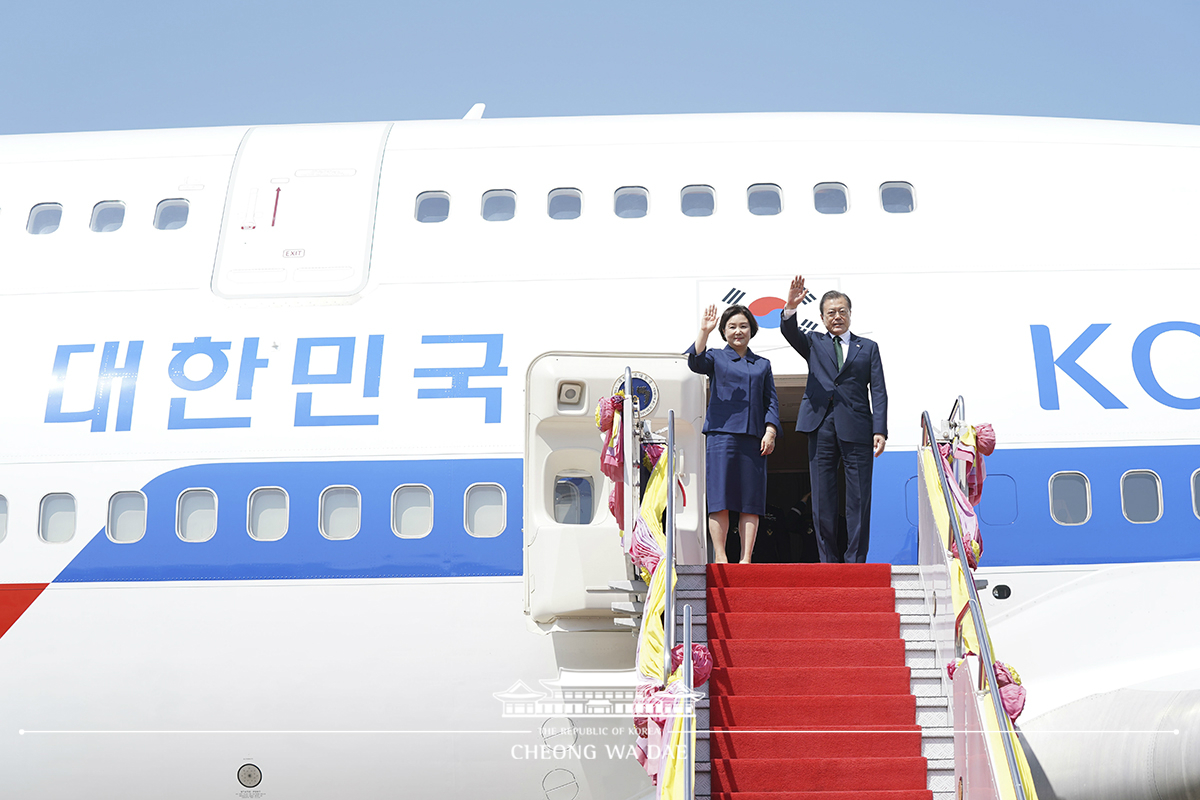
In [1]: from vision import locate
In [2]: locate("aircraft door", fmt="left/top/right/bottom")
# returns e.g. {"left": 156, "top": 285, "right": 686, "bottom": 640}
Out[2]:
{"left": 524, "top": 353, "right": 707, "bottom": 625}
{"left": 212, "top": 122, "right": 392, "bottom": 298}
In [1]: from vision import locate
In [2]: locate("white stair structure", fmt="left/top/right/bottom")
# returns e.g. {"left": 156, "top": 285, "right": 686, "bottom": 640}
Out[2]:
{"left": 895, "top": 564, "right": 955, "bottom": 800}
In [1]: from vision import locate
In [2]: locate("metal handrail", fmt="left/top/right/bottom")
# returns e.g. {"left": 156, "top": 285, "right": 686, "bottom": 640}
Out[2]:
{"left": 623, "top": 366, "right": 678, "bottom": 688}
{"left": 947, "top": 395, "right": 968, "bottom": 491}
{"left": 683, "top": 603, "right": 694, "bottom": 800}
{"left": 623, "top": 367, "right": 637, "bottom": 575}
{"left": 921, "top": 408, "right": 1027, "bottom": 800}
{"left": 667, "top": 409, "right": 695, "bottom": 800}
{"left": 664, "top": 409, "right": 676, "bottom": 686}
{"left": 621, "top": 371, "right": 693, "bottom": 796}
{"left": 949, "top": 395, "right": 966, "bottom": 424}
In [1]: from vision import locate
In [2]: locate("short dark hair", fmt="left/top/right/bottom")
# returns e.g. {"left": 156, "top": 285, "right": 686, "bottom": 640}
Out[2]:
{"left": 718, "top": 304, "right": 758, "bottom": 340}
{"left": 820, "top": 291, "right": 852, "bottom": 316}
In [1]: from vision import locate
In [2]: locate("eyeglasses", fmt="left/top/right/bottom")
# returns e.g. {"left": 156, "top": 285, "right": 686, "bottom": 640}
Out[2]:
{"left": 823, "top": 308, "right": 850, "bottom": 319}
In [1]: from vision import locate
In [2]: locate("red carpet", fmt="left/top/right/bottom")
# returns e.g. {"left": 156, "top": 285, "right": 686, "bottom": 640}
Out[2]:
{"left": 707, "top": 564, "right": 930, "bottom": 799}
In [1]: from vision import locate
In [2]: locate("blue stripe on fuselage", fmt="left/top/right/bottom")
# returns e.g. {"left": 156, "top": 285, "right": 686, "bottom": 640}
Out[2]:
{"left": 54, "top": 459, "right": 522, "bottom": 583}
{"left": 875, "top": 442, "right": 1200, "bottom": 566}
{"left": 52, "top": 443, "right": 1200, "bottom": 583}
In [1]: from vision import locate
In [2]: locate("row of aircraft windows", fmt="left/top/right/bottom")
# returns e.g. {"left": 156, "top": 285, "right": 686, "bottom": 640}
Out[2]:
{"left": 1048, "top": 469, "right": 1200, "bottom": 526}
{"left": 0, "top": 483, "right": 507, "bottom": 544}
{"left": 6, "top": 468, "right": 1194, "bottom": 541}
{"left": 414, "top": 182, "right": 917, "bottom": 223}
{"left": 10, "top": 199, "right": 191, "bottom": 235}
{"left": 8, "top": 182, "right": 916, "bottom": 234}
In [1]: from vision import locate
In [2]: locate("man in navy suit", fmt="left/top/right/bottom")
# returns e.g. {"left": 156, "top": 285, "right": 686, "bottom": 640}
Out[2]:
{"left": 780, "top": 275, "right": 888, "bottom": 563}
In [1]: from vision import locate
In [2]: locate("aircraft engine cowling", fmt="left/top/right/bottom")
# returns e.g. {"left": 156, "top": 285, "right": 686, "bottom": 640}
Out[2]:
{"left": 1020, "top": 688, "right": 1200, "bottom": 800}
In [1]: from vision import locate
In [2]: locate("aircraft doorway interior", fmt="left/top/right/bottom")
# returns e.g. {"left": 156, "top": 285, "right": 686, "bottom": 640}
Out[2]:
{"left": 713, "top": 375, "right": 822, "bottom": 564}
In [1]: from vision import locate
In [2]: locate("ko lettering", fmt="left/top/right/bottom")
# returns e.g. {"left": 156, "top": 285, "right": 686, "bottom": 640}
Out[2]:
{"left": 1031, "top": 322, "right": 1200, "bottom": 411}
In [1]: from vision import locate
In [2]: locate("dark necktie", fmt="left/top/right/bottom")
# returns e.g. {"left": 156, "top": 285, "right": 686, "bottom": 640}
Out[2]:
{"left": 833, "top": 336, "right": 844, "bottom": 371}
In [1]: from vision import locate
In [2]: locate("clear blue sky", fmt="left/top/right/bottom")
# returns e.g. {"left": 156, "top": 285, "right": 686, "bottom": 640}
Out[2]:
{"left": 2, "top": 1, "right": 1198, "bottom": 134}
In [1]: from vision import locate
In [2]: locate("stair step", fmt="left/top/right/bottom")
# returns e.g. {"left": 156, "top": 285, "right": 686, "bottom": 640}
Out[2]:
{"left": 890, "top": 565, "right": 922, "bottom": 590}
{"left": 900, "top": 614, "right": 933, "bottom": 640}
{"left": 712, "top": 725, "right": 922, "bottom": 732}
{"left": 708, "top": 587, "right": 896, "bottom": 614}
{"left": 709, "top": 666, "right": 913, "bottom": 696}
{"left": 709, "top": 638, "right": 906, "bottom": 669}
{"left": 710, "top": 612, "right": 900, "bottom": 640}
{"left": 709, "top": 563, "right": 894, "bottom": 588}
{"left": 710, "top": 694, "right": 916, "bottom": 727}
{"left": 910, "top": 667, "right": 945, "bottom": 696}
{"left": 711, "top": 757, "right": 929, "bottom": 792}
{"left": 708, "top": 730, "right": 922, "bottom": 759}
{"left": 921, "top": 727, "right": 954, "bottom": 760}
{"left": 895, "top": 588, "right": 928, "bottom": 613}
{"left": 710, "top": 793, "right": 933, "bottom": 800}
{"left": 675, "top": 597, "right": 707, "bottom": 618}
{"left": 916, "top": 696, "right": 951, "bottom": 727}
{"left": 904, "top": 640, "right": 939, "bottom": 668}
{"left": 927, "top": 763, "right": 956, "bottom": 794}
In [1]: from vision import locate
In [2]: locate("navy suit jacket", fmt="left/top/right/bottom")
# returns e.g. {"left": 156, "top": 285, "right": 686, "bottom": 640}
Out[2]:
{"left": 780, "top": 313, "right": 888, "bottom": 444}
{"left": 685, "top": 344, "right": 781, "bottom": 438}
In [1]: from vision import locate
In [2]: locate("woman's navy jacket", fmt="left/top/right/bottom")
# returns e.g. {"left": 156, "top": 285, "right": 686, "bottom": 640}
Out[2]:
{"left": 685, "top": 344, "right": 781, "bottom": 437}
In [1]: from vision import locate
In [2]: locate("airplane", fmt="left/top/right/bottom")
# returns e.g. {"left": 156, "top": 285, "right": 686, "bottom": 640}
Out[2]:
{"left": 0, "top": 108, "right": 1197, "bottom": 799}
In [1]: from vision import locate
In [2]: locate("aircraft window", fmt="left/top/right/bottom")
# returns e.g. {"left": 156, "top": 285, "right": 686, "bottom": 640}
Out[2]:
{"left": 107, "top": 491, "right": 146, "bottom": 543}
{"left": 1048, "top": 471, "right": 1090, "bottom": 525}
{"left": 481, "top": 190, "right": 516, "bottom": 222}
{"left": 1121, "top": 470, "right": 1162, "bottom": 523}
{"left": 320, "top": 486, "right": 361, "bottom": 540}
{"left": 814, "top": 183, "right": 848, "bottom": 214}
{"left": 680, "top": 185, "right": 715, "bottom": 217}
{"left": 1193, "top": 469, "right": 1200, "bottom": 519}
{"left": 392, "top": 484, "right": 433, "bottom": 539}
{"left": 548, "top": 188, "right": 582, "bottom": 220}
{"left": 90, "top": 201, "right": 126, "bottom": 233}
{"left": 177, "top": 489, "right": 217, "bottom": 542}
{"left": 248, "top": 487, "right": 288, "bottom": 541}
{"left": 39, "top": 493, "right": 76, "bottom": 543}
{"left": 153, "top": 198, "right": 190, "bottom": 230}
{"left": 747, "top": 184, "right": 782, "bottom": 216}
{"left": 27, "top": 203, "right": 63, "bottom": 235}
{"left": 614, "top": 187, "right": 648, "bottom": 219}
{"left": 554, "top": 473, "right": 594, "bottom": 525}
{"left": 465, "top": 482, "right": 506, "bottom": 538}
{"left": 415, "top": 191, "right": 450, "bottom": 223}
{"left": 0, "top": 496, "right": 7, "bottom": 543}
{"left": 880, "top": 182, "right": 915, "bottom": 213}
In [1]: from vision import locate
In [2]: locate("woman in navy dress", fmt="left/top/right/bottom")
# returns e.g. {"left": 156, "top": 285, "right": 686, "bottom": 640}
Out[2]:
{"left": 686, "top": 304, "right": 780, "bottom": 563}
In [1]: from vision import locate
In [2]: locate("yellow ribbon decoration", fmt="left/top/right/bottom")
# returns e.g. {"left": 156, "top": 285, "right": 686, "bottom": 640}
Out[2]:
{"left": 635, "top": 453, "right": 677, "bottom": 682}
{"left": 658, "top": 705, "right": 696, "bottom": 800}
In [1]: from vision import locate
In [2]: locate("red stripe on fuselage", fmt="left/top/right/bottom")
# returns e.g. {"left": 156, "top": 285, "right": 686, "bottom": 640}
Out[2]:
{"left": 0, "top": 584, "right": 49, "bottom": 639}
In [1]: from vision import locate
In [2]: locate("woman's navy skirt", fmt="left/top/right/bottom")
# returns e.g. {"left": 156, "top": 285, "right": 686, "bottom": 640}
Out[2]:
{"left": 705, "top": 432, "right": 767, "bottom": 515}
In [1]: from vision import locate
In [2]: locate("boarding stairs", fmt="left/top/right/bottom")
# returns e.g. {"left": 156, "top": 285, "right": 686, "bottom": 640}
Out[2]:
{"left": 658, "top": 563, "right": 952, "bottom": 800}
{"left": 606, "top": 386, "right": 1026, "bottom": 800}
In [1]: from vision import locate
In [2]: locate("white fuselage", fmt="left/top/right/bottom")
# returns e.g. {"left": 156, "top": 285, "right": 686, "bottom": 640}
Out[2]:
{"left": 1, "top": 112, "right": 1198, "bottom": 798}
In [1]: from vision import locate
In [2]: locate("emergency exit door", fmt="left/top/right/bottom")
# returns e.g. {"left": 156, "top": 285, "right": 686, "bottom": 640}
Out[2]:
{"left": 212, "top": 122, "right": 392, "bottom": 298}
